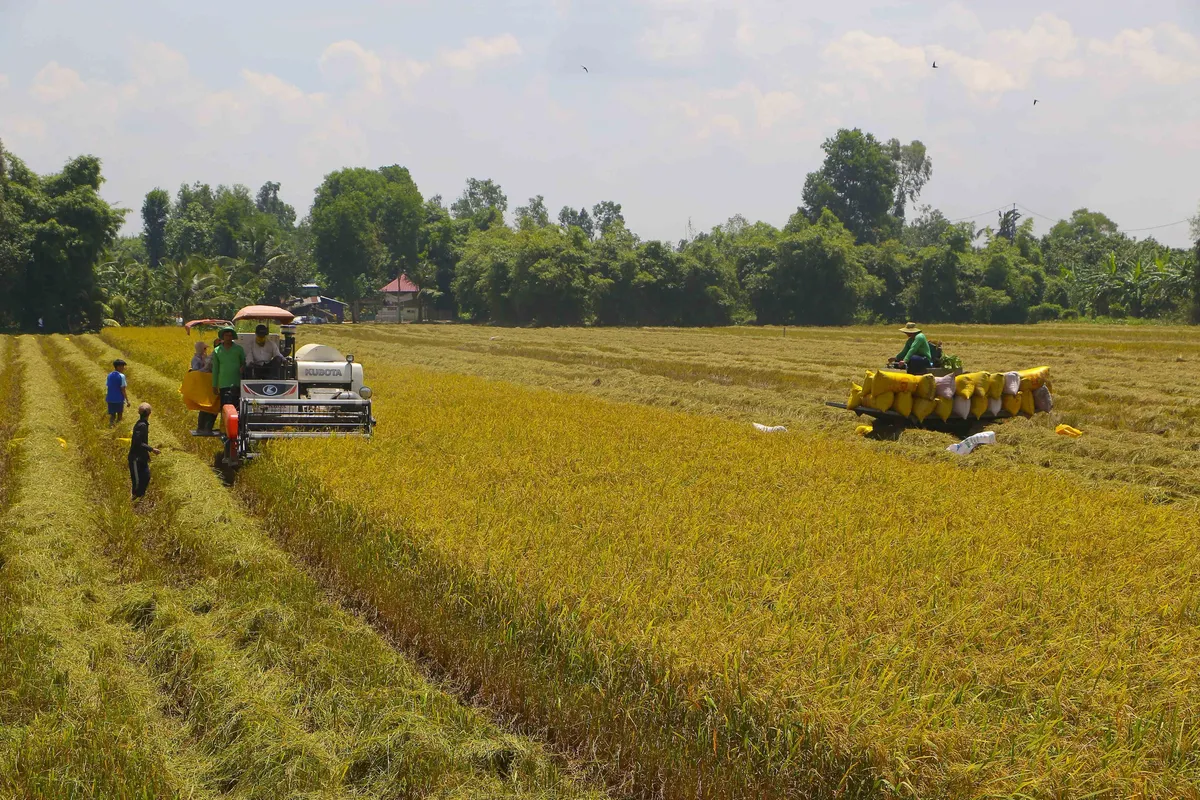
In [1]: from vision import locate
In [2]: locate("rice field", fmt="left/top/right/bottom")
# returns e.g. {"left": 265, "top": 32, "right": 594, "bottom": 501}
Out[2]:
{"left": 87, "top": 322, "right": 1200, "bottom": 800}
{"left": 0, "top": 332, "right": 603, "bottom": 800}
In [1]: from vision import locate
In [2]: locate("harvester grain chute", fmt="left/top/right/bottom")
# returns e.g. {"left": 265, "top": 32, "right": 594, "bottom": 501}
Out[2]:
{"left": 183, "top": 305, "right": 375, "bottom": 477}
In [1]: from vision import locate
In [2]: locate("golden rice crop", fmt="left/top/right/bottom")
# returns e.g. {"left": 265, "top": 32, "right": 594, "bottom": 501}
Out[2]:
{"left": 43, "top": 333, "right": 605, "bottom": 800}
{"left": 102, "top": 325, "right": 1200, "bottom": 799}
{"left": 309, "top": 322, "right": 1200, "bottom": 504}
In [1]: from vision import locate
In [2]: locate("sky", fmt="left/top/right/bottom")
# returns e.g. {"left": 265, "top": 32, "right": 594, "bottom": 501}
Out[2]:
{"left": 1, "top": 0, "right": 1198, "bottom": 246}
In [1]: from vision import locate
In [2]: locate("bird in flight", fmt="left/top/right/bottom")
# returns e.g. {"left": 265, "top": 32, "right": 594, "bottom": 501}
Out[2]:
{"left": 932, "top": 61, "right": 938, "bottom": 68}
{"left": 581, "top": 65, "right": 589, "bottom": 73}
{"left": 1033, "top": 99, "right": 1039, "bottom": 105}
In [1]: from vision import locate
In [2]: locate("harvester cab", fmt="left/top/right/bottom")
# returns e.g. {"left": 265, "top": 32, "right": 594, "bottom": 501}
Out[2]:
{"left": 187, "top": 306, "right": 375, "bottom": 474}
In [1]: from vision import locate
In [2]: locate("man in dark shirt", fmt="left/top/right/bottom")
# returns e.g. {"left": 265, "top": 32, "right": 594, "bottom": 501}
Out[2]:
{"left": 129, "top": 402, "right": 161, "bottom": 500}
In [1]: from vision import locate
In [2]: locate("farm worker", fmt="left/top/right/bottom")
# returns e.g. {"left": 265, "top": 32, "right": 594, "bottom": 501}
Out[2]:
{"left": 191, "top": 340, "right": 211, "bottom": 372}
{"left": 892, "top": 322, "right": 933, "bottom": 375}
{"left": 106, "top": 359, "right": 130, "bottom": 427}
{"left": 128, "top": 402, "right": 160, "bottom": 501}
{"left": 211, "top": 326, "right": 246, "bottom": 410}
{"left": 191, "top": 341, "right": 217, "bottom": 435}
{"left": 246, "top": 323, "right": 283, "bottom": 374}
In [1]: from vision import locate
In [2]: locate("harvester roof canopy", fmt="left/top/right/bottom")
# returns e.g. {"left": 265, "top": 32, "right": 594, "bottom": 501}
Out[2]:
{"left": 184, "top": 318, "right": 233, "bottom": 333}
{"left": 232, "top": 305, "right": 295, "bottom": 323}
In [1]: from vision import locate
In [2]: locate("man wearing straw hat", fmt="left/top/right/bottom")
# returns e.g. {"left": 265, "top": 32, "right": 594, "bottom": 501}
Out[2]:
{"left": 891, "top": 322, "right": 933, "bottom": 374}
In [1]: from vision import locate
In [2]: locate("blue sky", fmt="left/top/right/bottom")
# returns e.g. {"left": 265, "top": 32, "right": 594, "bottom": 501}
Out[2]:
{"left": 2, "top": 0, "right": 1198, "bottom": 245}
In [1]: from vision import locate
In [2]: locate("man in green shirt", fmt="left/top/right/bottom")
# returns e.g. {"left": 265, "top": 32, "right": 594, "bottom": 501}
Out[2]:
{"left": 211, "top": 326, "right": 246, "bottom": 410}
{"left": 892, "top": 322, "right": 933, "bottom": 374}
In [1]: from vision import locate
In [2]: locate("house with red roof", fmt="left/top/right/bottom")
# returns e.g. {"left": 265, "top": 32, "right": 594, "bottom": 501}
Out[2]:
{"left": 378, "top": 275, "right": 421, "bottom": 322}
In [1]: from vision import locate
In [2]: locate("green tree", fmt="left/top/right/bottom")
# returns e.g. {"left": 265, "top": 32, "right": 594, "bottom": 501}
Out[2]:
{"left": 141, "top": 188, "right": 170, "bottom": 269}
{"left": 801, "top": 129, "right": 899, "bottom": 244}
{"left": 310, "top": 165, "right": 425, "bottom": 320}
{"left": 418, "top": 196, "right": 462, "bottom": 313}
{"left": 558, "top": 206, "right": 594, "bottom": 239}
{"left": 745, "top": 210, "right": 866, "bottom": 325}
{"left": 453, "top": 225, "right": 516, "bottom": 321}
{"left": 507, "top": 225, "right": 595, "bottom": 325}
{"left": 158, "top": 255, "right": 224, "bottom": 321}
{"left": 901, "top": 223, "right": 975, "bottom": 323}
{"left": 311, "top": 192, "right": 382, "bottom": 322}
{"left": 887, "top": 139, "right": 932, "bottom": 222}
{"left": 212, "top": 184, "right": 257, "bottom": 258}
{"left": 902, "top": 205, "right": 950, "bottom": 248}
{"left": 4, "top": 151, "right": 125, "bottom": 332}
{"left": 255, "top": 181, "right": 297, "bottom": 228}
{"left": 451, "top": 178, "right": 507, "bottom": 231}
{"left": 515, "top": 195, "right": 551, "bottom": 229}
{"left": 166, "top": 182, "right": 216, "bottom": 261}
{"left": 592, "top": 201, "right": 625, "bottom": 236}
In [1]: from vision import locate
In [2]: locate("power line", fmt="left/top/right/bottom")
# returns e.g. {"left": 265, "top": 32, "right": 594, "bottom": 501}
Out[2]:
{"left": 945, "top": 205, "right": 1011, "bottom": 223}
{"left": 1122, "top": 219, "right": 1190, "bottom": 233}
{"left": 938, "top": 203, "right": 1193, "bottom": 237}
{"left": 1015, "top": 204, "right": 1057, "bottom": 223}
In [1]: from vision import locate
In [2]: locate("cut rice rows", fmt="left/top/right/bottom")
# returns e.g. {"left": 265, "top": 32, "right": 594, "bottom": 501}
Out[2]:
{"left": 0, "top": 333, "right": 602, "bottom": 800}
{"left": 99, "top": 325, "right": 1200, "bottom": 800}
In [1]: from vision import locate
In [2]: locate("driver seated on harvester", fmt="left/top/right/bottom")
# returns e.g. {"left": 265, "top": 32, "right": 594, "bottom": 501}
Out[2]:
{"left": 890, "top": 322, "right": 934, "bottom": 375}
{"left": 245, "top": 324, "right": 284, "bottom": 379}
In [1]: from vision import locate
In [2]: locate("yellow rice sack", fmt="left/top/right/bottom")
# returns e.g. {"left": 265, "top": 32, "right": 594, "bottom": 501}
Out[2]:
{"left": 935, "top": 396, "right": 953, "bottom": 421}
{"left": 871, "top": 391, "right": 895, "bottom": 412}
{"left": 986, "top": 373, "right": 1005, "bottom": 400}
{"left": 1020, "top": 389, "right": 1036, "bottom": 416}
{"left": 970, "top": 390, "right": 988, "bottom": 419}
{"left": 862, "top": 371, "right": 875, "bottom": 396}
{"left": 1002, "top": 393, "right": 1022, "bottom": 415}
{"left": 873, "top": 369, "right": 923, "bottom": 395}
{"left": 847, "top": 383, "right": 863, "bottom": 409}
{"left": 1018, "top": 366, "right": 1051, "bottom": 392}
{"left": 893, "top": 391, "right": 913, "bottom": 417}
{"left": 916, "top": 373, "right": 936, "bottom": 400}
{"left": 954, "top": 371, "right": 989, "bottom": 399}
{"left": 912, "top": 397, "right": 936, "bottom": 422}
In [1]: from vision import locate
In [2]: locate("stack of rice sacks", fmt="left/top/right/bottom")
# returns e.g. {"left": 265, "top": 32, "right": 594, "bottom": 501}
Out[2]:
{"left": 847, "top": 366, "right": 1052, "bottom": 423}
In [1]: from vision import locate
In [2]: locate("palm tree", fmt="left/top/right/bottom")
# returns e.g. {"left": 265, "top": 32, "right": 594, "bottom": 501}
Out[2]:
{"left": 159, "top": 255, "right": 223, "bottom": 321}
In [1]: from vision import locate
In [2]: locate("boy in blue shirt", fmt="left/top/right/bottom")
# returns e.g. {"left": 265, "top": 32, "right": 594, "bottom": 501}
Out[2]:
{"left": 106, "top": 359, "right": 130, "bottom": 427}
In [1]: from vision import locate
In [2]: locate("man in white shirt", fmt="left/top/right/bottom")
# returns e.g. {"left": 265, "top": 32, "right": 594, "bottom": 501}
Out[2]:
{"left": 246, "top": 324, "right": 283, "bottom": 375}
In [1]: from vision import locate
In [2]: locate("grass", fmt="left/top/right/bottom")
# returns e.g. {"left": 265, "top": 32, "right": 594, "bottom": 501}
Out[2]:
{"left": 43, "top": 334, "right": 605, "bottom": 800}
{"left": 100, "top": 324, "right": 1200, "bottom": 799}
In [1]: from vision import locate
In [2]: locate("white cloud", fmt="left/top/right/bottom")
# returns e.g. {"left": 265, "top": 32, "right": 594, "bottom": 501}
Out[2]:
{"left": 320, "top": 40, "right": 385, "bottom": 93}
{"left": 824, "top": 31, "right": 927, "bottom": 83}
{"left": 927, "top": 47, "right": 1019, "bottom": 94}
{"left": 440, "top": 34, "right": 522, "bottom": 70}
{"left": 389, "top": 59, "right": 429, "bottom": 88}
{"left": 734, "top": 7, "right": 812, "bottom": 58}
{"left": 709, "top": 81, "right": 804, "bottom": 132}
{"left": 1089, "top": 25, "right": 1200, "bottom": 85}
{"left": 640, "top": 12, "right": 708, "bottom": 61}
{"left": 129, "top": 41, "right": 190, "bottom": 87}
{"left": 0, "top": 74, "right": 10, "bottom": 92}
{"left": 29, "top": 62, "right": 88, "bottom": 103}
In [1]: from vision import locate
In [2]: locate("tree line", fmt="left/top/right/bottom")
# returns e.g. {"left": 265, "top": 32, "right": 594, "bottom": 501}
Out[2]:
{"left": 2, "top": 130, "right": 1199, "bottom": 333}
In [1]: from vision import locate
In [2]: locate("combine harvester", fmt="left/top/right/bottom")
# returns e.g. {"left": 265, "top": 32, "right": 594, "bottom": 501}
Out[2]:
{"left": 183, "top": 305, "right": 375, "bottom": 477}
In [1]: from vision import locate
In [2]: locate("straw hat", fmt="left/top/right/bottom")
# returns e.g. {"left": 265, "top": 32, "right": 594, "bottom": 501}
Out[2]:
{"left": 899, "top": 322, "right": 922, "bottom": 334}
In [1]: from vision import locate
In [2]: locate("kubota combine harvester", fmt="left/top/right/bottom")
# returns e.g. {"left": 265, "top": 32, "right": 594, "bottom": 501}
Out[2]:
{"left": 183, "top": 305, "right": 375, "bottom": 477}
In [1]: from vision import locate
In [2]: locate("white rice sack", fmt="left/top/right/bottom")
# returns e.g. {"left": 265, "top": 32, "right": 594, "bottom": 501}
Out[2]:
{"left": 952, "top": 395, "right": 971, "bottom": 419}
